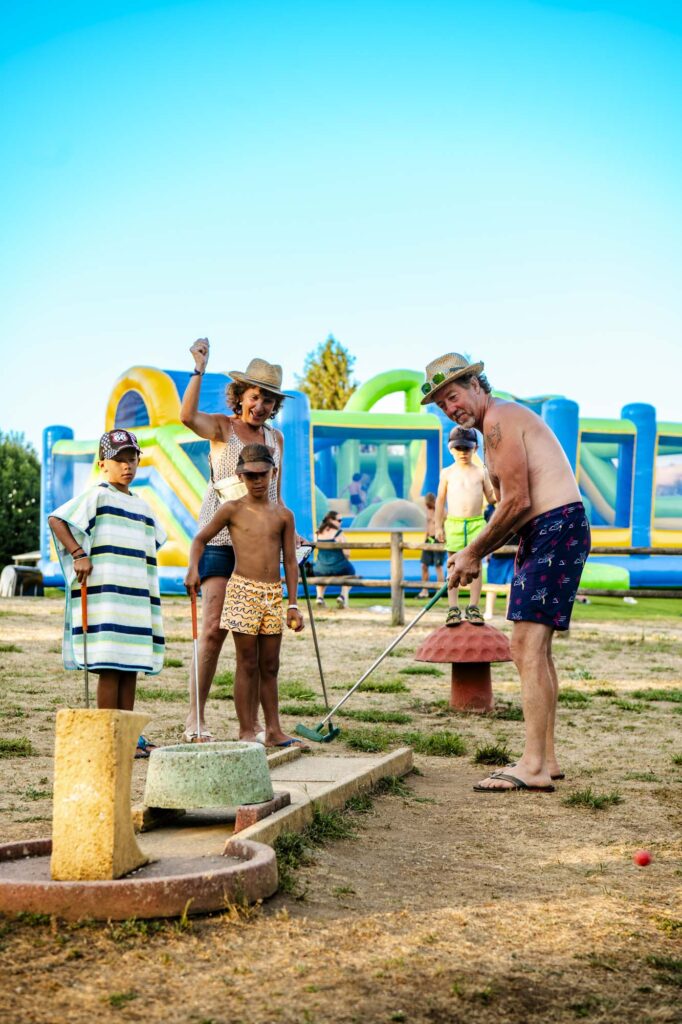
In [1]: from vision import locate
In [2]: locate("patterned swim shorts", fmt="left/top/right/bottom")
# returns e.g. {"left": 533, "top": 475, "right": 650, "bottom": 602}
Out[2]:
{"left": 220, "top": 574, "right": 283, "bottom": 635}
{"left": 507, "top": 503, "right": 591, "bottom": 631}
{"left": 445, "top": 515, "right": 486, "bottom": 553}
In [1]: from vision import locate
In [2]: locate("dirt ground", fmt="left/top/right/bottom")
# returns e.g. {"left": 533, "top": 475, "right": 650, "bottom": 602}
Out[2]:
{"left": 1, "top": 594, "right": 681, "bottom": 1024}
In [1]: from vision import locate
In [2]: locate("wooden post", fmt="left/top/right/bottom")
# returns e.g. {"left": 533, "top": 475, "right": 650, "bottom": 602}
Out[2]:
{"left": 390, "top": 531, "right": 404, "bottom": 626}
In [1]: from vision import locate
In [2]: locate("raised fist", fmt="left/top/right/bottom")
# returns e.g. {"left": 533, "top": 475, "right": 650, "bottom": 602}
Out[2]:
{"left": 190, "top": 338, "right": 209, "bottom": 372}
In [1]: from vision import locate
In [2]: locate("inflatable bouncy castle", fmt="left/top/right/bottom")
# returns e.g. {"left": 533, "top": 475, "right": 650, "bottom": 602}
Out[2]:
{"left": 40, "top": 366, "right": 682, "bottom": 592}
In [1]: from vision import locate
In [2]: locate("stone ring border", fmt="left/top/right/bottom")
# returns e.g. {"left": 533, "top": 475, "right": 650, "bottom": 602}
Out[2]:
{"left": 0, "top": 836, "right": 277, "bottom": 921}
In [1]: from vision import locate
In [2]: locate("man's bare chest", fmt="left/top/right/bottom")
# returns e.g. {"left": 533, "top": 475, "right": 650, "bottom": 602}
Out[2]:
{"left": 484, "top": 453, "right": 499, "bottom": 490}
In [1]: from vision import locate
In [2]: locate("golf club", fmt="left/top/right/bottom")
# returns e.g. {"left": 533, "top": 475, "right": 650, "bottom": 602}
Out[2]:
{"left": 296, "top": 581, "right": 448, "bottom": 742}
{"left": 81, "top": 582, "right": 90, "bottom": 708}
{"left": 190, "top": 589, "right": 203, "bottom": 741}
{"left": 298, "top": 559, "right": 340, "bottom": 742}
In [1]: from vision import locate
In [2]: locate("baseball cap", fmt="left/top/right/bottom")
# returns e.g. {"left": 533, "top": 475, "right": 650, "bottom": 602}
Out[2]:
{"left": 99, "top": 429, "right": 142, "bottom": 460}
{"left": 448, "top": 427, "right": 477, "bottom": 450}
{"left": 236, "top": 443, "right": 276, "bottom": 473}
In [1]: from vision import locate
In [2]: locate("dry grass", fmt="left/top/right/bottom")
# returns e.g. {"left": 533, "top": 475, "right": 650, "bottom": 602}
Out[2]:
{"left": 0, "top": 594, "right": 681, "bottom": 1024}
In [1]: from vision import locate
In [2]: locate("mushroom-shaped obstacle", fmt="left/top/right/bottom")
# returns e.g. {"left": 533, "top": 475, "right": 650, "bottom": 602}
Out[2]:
{"left": 414, "top": 623, "right": 512, "bottom": 713}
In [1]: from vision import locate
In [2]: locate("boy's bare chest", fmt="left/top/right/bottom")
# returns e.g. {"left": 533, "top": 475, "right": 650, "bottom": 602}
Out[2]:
{"left": 447, "top": 468, "right": 482, "bottom": 494}
{"left": 232, "top": 507, "right": 282, "bottom": 542}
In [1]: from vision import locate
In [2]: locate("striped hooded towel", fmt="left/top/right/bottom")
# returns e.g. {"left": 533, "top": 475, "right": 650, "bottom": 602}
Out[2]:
{"left": 51, "top": 482, "right": 166, "bottom": 674}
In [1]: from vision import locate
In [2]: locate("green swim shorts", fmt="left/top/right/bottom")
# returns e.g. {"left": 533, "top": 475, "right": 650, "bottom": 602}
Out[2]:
{"left": 445, "top": 515, "right": 486, "bottom": 553}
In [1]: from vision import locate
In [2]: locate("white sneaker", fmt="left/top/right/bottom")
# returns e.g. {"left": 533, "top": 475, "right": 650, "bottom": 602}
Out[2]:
{"left": 336, "top": 595, "right": 346, "bottom": 609}
{"left": 316, "top": 598, "right": 326, "bottom": 607}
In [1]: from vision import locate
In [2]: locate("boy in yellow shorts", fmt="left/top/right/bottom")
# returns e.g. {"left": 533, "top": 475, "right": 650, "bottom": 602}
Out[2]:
{"left": 185, "top": 444, "right": 305, "bottom": 747}
{"left": 435, "top": 427, "right": 496, "bottom": 626}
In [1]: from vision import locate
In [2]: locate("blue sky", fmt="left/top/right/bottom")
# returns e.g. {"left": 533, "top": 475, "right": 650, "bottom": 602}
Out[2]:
{"left": 1, "top": 0, "right": 681, "bottom": 452}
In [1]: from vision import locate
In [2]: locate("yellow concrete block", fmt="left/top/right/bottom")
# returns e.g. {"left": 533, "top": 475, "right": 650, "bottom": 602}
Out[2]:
{"left": 51, "top": 709, "right": 150, "bottom": 881}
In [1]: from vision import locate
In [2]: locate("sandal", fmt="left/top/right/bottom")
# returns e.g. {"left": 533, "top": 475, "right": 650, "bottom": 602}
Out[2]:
{"left": 181, "top": 730, "right": 215, "bottom": 744}
{"left": 445, "top": 606, "right": 462, "bottom": 627}
{"left": 465, "top": 605, "right": 485, "bottom": 625}
{"left": 135, "top": 735, "right": 157, "bottom": 759}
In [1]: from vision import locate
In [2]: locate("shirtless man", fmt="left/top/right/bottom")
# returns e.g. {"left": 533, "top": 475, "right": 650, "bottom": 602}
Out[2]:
{"left": 421, "top": 353, "right": 590, "bottom": 793}
{"left": 185, "top": 444, "right": 306, "bottom": 748}
{"left": 434, "top": 426, "right": 496, "bottom": 625}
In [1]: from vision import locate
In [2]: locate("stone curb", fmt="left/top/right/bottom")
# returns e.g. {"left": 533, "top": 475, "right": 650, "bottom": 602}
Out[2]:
{"left": 225, "top": 747, "right": 413, "bottom": 851}
{"left": 234, "top": 791, "right": 291, "bottom": 833}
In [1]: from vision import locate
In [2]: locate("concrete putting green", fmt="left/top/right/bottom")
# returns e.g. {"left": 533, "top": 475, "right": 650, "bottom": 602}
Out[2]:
{"left": 0, "top": 739, "right": 413, "bottom": 920}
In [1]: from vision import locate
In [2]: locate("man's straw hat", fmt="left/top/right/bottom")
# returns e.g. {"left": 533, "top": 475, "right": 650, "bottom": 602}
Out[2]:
{"left": 228, "top": 357, "right": 287, "bottom": 398}
{"left": 420, "top": 352, "right": 484, "bottom": 405}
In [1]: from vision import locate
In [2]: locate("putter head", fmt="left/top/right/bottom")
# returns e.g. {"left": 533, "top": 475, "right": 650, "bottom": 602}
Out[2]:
{"left": 294, "top": 721, "right": 341, "bottom": 743}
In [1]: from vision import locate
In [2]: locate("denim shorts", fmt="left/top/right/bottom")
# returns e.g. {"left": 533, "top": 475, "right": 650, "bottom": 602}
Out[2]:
{"left": 421, "top": 548, "right": 446, "bottom": 567}
{"left": 198, "top": 544, "right": 235, "bottom": 583}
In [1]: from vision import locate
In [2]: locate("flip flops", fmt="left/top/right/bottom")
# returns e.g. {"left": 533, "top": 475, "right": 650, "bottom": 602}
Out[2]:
{"left": 181, "top": 730, "right": 216, "bottom": 744}
{"left": 134, "top": 735, "right": 157, "bottom": 759}
{"left": 473, "top": 771, "right": 556, "bottom": 793}
{"left": 506, "top": 762, "right": 565, "bottom": 781}
{"left": 255, "top": 732, "right": 307, "bottom": 750}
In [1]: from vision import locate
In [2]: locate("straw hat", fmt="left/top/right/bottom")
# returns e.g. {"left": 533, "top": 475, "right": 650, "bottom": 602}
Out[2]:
{"left": 228, "top": 358, "right": 287, "bottom": 397}
{"left": 420, "top": 353, "right": 484, "bottom": 405}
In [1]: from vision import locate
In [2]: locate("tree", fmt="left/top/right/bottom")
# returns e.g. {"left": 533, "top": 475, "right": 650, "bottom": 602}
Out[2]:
{"left": 296, "top": 335, "right": 358, "bottom": 410}
{"left": 0, "top": 433, "right": 41, "bottom": 568}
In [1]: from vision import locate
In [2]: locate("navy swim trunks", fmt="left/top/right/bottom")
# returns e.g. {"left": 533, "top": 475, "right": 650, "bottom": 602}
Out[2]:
{"left": 507, "top": 502, "right": 591, "bottom": 631}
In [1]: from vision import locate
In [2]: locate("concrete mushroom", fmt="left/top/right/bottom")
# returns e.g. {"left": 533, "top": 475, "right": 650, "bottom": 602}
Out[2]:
{"left": 414, "top": 623, "right": 512, "bottom": 713}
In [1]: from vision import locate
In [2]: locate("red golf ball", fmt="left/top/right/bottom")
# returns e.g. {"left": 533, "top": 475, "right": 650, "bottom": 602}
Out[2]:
{"left": 633, "top": 849, "right": 652, "bottom": 867}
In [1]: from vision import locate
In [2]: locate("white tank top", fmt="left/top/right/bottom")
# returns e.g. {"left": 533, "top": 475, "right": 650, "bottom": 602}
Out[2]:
{"left": 197, "top": 421, "right": 280, "bottom": 546}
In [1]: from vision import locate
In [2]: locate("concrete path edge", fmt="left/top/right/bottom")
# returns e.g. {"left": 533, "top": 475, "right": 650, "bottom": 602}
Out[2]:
{"left": 225, "top": 746, "right": 414, "bottom": 851}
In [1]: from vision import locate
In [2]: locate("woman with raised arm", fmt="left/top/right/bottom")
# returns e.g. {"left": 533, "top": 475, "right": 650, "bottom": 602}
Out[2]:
{"left": 180, "top": 338, "right": 286, "bottom": 741}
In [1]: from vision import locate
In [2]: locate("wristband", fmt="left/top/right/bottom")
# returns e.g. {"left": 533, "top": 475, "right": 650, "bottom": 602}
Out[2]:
{"left": 70, "top": 548, "right": 84, "bottom": 557}
{"left": 288, "top": 605, "right": 299, "bottom": 611}
{"left": 73, "top": 554, "right": 87, "bottom": 561}
{"left": 191, "top": 369, "right": 204, "bottom": 377}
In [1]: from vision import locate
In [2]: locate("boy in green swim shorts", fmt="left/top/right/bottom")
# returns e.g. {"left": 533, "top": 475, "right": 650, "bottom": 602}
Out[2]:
{"left": 435, "top": 427, "right": 496, "bottom": 626}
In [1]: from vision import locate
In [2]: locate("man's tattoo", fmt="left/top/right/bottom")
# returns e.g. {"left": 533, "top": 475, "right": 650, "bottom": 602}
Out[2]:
{"left": 485, "top": 423, "right": 502, "bottom": 450}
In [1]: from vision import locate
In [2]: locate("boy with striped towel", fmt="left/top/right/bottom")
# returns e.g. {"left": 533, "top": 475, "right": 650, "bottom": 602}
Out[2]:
{"left": 48, "top": 430, "right": 166, "bottom": 754}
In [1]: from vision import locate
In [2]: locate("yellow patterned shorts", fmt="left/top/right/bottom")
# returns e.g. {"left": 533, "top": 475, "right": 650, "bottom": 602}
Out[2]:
{"left": 220, "top": 574, "right": 283, "bottom": 635}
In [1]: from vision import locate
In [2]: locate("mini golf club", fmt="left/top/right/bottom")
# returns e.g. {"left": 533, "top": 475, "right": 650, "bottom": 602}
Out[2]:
{"left": 295, "top": 582, "right": 448, "bottom": 743}
{"left": 81, "top": 582, "right": 90, "bottom": 707}
{"left": 299, "top": 561, "right": 340, "bottom": 742}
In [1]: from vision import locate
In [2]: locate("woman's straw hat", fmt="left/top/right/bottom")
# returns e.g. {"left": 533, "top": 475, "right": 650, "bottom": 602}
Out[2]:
{"left": 420, "top": 352, "right": 484, "bottom": 405}
{"left": 228, "top": 358, "right": 287, "bottom": 397}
